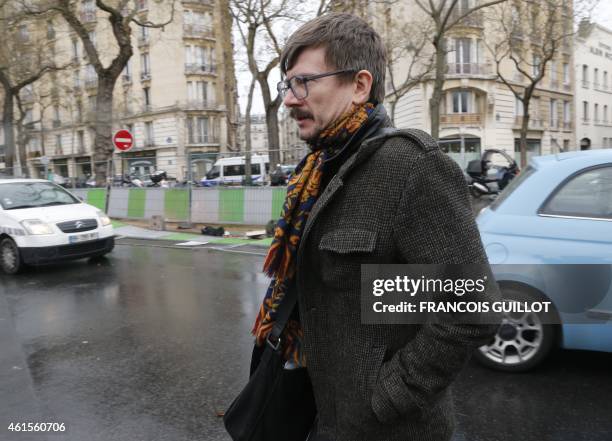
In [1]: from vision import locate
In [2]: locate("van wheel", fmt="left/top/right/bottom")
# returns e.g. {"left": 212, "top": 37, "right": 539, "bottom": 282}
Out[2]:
{"left": 474, "top": 287, "right": 557, "bottom": 372}
{"left": 0, "top": 238, "right": 23, "bottom": 274}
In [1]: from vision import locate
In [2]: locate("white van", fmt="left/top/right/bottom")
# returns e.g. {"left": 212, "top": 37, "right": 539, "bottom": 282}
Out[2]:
{"left": 200, "top": 155, "right": 270, "bottom": 186}
{"left": 0, "top": 179, "right": 114, "bottom": 274}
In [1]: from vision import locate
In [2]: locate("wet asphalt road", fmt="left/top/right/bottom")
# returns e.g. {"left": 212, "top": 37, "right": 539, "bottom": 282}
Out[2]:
{"left": 1, "top": 241, "right": 611, "bottom": 441}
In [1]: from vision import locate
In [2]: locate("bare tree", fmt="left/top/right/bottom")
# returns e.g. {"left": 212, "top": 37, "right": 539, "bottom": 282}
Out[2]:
{"left": 415, "top": 0, "right": 508, "bottom": 140}
{"left": 0, "top": 5, "right": 68, "bottom": 176}
{"left": 17, "top": 0, "right": 176, "bottom": 184}
{"left": 486, "top": 0, "right": 596, "bottom": 167}
{"left": 383, "top": 7, "right": 435, "bottom": 125}
{"left": 230, "top": 0, "right": 304, "bottom": 168}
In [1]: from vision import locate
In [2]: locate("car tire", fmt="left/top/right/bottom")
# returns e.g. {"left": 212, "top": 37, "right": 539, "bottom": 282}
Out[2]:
{"left": 474, "top": 287, "right": 557, "bottom": 372}
{"left": 0, "top": 237, "right": 23, "bottom": 275}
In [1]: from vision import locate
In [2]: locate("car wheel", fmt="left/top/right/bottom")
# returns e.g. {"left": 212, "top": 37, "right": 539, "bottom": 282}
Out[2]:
{"left": 474, "top": 287, "right": 557, "bottom": 372}
{"left": 0, "top": 237, "right": 23, "bottom": 275}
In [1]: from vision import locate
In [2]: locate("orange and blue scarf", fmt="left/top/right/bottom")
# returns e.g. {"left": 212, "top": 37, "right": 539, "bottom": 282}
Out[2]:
{"left": 252, "top": 102, "right": 376, "bottom": 366}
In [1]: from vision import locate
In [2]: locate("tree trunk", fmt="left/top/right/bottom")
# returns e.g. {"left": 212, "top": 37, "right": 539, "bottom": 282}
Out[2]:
{"left": 93, "top": 75, "right": 116, "bottom": 186}
{"left": 244, "top": 78, "right": 256, "bottom": 186}
{"left": 258, "top": 76, "right": 281, "bottom": 168}
{"left": 16, "top": 121, "right": 28, "bottom": 178}
{"left": 429, "top": 37, "right": 447, "bottom": 140}
{"left": 519, "top": 98, "right": 530, "bottom": 169}
{"left": 1, "top": 90, "right": 15, "bottom": 174}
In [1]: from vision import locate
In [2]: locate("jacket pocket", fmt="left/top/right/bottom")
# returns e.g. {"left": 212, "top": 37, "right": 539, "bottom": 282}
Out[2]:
{"left": 318, "top": 229, "right": 377, "bottom": 291}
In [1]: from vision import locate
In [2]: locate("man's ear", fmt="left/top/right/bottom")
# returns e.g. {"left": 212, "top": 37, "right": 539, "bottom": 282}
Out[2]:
{"left": 353, "top": 70, "right": 373, "bottom": 104}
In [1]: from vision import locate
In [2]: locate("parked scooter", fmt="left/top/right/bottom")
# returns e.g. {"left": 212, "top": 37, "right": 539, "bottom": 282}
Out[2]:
{"left": 465, "top": 149, "right": 520, "bottom": 198}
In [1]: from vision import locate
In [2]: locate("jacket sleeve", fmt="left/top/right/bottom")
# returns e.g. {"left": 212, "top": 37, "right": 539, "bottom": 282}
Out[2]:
{"left": 371, "top": 148, "right": 502, "bottom": 424}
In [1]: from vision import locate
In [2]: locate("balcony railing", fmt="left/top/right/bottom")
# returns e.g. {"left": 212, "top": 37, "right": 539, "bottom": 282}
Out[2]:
{"left": 440, "top": 113, "right": 482, "bottom": 125}
{"left": 550, "top": 80, "right": 559, "bottom": 90}
{"left": 182, "top": 0, "right": 214, "bottom": 6}
{"left": 582, "top": 80, "right": 590, "bottom": 88}
{"left": 562, "top": 121, "right": 573, "bottom": 130}
{"left": 187, "top": 134, "right": 219, "bottom": 145}
{"left": 183, "top": 24, "right": 214, "bottom": 39}
{"left": 549, "top": 119, "right": 561, "bottom": 130}
{"left": 85, "top": 78, "right": 98, "bottom": 89}
{"left": 447, "top": 63, "right": 491, "bottom": 76}
{"left": 563, "top": 83, "right": 572, "bottom": 92}
{"left": 514, "top": 116, "right": 544, "bottom": 130}
{"left": 141, "top": 72, "right": 151, "bottom": 82}
{"left": 52, "top": 120, "right": 61, "bottom": 128}
{"left": 448, "top": 9, "right": 483, "bottom": 28}
{"left": 184, "top": 100, "right": 217, "bottom": 110}
{"left": 184, "top": 63, "right": 217, "bottom": 75}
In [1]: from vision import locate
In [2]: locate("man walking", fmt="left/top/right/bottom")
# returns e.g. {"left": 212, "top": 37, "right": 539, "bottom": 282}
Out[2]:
{"left": 251, "top": 13, "right": 501, "bottom": 441}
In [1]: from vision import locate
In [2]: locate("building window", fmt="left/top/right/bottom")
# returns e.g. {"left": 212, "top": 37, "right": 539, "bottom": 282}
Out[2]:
{"left": 141, "top": 53, "right": 150, "bottom": 76}
{"left": 563, "top": 63, "right": 570, "bottom": 85}
{"left": 604, "top": 105, "right": 609, "bottom": 124}
{"left": 143, "top": 87, "right": 151, "bottom": 107}
{"left": 144, "top": 121, "right": 154, "bottom": 145}
{"left": 47, "top": 20, "right": 55, "bottom": 39}
{"left": 582, "top": 65, "right": 588, "bottom": 86}
{"left": 88, "top": 95, "right": 96, "bottom": 112}
{"left": 549, "top": 99, "right": 557, "bottom": 128}
{"left": 594, "top": 103, "right": 599, "bottom": 123}
{"left": 583, "top": 101, "right": 589, "bottom": 121}
{"left": 78, "top": 130, "right": 85, "bottom": 151}
{"left": 72, "top": 40, "right": 79, "bottom": 60}
{"left": 187, "top": 80, "right": 209, "bottom": 105}
{"left": 186, "top": 116, "right": 210, "bottom": 144}
{"left": 604, "top": 71, "right": 609, "bottom": 90}
{"left": 515, "top": 97, "right": 524, "bottom": 116}
{"left": 88, "top": 31, "right": 96, "bottom": 49}
{"left": 18, "top": 24, "right": 29, "bottom": 42}
{"left": 53, "top": 105, "right": 60, "bottom": 123}
{"left": 594, "top": 68, "right": 599, "bottom": 88}
{"left": 563, "top": 139, "right": 569, "bottom": 152}
{"left": 563, "top": 101, "right": 570, "bottom": 127}
{"left": 533, "top": 55, "right": 541, "bottom": 77}
{"left": 550, "top": 60, "right": 557, "bottom": 84}
{"left": 75, "top": 101, "right": 82, "bottom": 122}
{"left": 451, "top": 91, "right": 471, "bottom": 113}
{"left": 454, "top": 38, "right": 472, "bottom": 73}
{"left": 55, "top": 134, "right": 62, "bottom": 151}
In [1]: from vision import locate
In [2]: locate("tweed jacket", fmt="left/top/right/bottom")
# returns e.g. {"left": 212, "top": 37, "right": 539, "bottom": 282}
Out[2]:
{"left": 295, "top": 105, "right": 501, "bottom": 441}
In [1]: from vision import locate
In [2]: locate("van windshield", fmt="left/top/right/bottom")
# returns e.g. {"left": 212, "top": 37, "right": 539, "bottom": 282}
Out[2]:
{"left": 0, "top": 181, "right": 79, "bottom": 210}
{"left": 206, "top": 166, "right": 220, "bottom": 180}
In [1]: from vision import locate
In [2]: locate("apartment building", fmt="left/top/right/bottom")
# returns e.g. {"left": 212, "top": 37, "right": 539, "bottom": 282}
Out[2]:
{"left": 1, "top": 0, "right": 238, "bottom": 181}
{"left": 574, "top": 21, "right": 612, "bottom": 150}
{"left": 366, "top": 0, "right": 576, "bottom": 168}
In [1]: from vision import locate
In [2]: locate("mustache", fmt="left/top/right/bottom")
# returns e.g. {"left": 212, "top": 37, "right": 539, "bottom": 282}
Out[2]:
{"left": 290, "top": 108, "right": 313, "bottom": 120}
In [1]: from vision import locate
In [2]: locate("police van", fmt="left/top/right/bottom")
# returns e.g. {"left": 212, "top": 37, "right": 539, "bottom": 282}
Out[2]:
{"left": 200, "top": 155, "right": 270, "bottom": 186}
{"left": 0, "top": 179, "right": 115, "bottom": 274}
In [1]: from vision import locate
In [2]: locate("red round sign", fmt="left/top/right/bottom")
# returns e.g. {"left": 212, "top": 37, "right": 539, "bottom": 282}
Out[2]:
{"left": 113, "top": 130, "right": 134, "bottom": 151}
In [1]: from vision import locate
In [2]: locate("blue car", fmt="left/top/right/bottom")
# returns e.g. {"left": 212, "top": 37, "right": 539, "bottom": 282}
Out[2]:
{"left": 476, "top": 149, "right": 612, "bottom": 371}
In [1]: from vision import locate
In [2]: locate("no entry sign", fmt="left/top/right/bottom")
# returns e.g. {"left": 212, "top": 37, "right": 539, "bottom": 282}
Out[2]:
{"left": 113, "top": 130, "right": 134, "bottom": 151}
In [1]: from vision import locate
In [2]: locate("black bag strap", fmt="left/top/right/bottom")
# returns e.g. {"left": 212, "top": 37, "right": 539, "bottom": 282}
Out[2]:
{"left": 265, "top": 286, "right": 297, "bottom": 352}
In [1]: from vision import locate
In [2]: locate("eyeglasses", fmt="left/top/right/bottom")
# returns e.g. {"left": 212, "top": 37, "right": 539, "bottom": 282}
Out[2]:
{"left": 277, "top": 69, "right": 357, "bottom": 100}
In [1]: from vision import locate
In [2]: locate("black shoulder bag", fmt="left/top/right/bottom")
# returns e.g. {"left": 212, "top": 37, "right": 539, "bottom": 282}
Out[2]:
{"left": 223, "top": 288, "right": 317, "bottom": 441}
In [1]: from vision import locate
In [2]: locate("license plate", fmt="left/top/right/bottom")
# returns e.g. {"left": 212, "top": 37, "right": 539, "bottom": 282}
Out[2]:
{"left": 69, "top": 232, "right": 99, "bottom": 243}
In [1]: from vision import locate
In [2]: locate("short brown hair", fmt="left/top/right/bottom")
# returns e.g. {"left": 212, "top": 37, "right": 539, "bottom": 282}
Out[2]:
{"left": 280, "top": 13, "right": 386, "bottom": 104}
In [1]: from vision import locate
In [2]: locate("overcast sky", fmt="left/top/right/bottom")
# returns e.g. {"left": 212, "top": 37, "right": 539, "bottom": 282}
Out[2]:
{"left": 237, "top": 1, "right": 612, "bottom": 116}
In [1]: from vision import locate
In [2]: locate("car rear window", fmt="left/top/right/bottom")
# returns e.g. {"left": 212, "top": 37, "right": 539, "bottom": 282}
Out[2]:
{"left": 489, "top": 165, "right": 536, "bottom": 211}
{"left": 540, "top": 165, "right": 612, "bottom": 219}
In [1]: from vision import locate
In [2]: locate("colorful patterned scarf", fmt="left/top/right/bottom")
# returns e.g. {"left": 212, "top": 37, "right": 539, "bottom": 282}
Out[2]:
{"left": 252, "top": 102, "right": 376, "bottom": 366}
